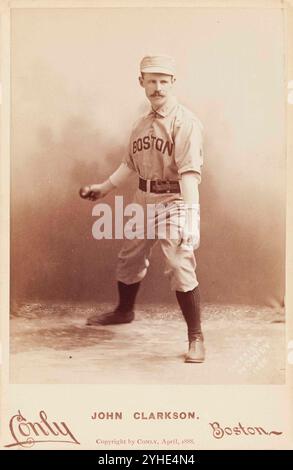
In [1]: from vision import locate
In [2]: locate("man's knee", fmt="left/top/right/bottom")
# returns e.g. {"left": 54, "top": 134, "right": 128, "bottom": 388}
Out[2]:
{"left": 116, "top": 256, "right": 150, "bottom": 285}
{"left": 164, "top": 256, "right": 198, "bottom": 292}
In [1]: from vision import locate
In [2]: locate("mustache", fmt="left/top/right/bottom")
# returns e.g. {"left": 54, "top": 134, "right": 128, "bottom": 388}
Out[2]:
{"left": 151, "top": 92, "right": 165, "bottom": 97}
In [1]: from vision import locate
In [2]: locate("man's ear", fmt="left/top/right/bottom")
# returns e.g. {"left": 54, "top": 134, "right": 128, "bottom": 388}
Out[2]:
{"left": 171, "top": 76, "right": 176, "bottom": 84}
{"left": 139, "top": 76, "right": 144, "bottom": 87}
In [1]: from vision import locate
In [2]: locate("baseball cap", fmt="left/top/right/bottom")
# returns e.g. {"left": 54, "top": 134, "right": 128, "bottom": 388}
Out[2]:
{"left": 140, "top": 55, "right": 176, "bottom": 76}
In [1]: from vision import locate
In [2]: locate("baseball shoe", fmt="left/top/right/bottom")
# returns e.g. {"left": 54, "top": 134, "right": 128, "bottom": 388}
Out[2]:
{"left": 185, "top": 337, "right": 205, "bottom": 363}
{"left": 86, "top": 309, "right": 135, "bottom": 326}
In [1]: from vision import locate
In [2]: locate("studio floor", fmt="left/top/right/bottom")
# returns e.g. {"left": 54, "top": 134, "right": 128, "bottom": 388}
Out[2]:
{"left": 10, "top": 302, "right": 285, "bottom": 385}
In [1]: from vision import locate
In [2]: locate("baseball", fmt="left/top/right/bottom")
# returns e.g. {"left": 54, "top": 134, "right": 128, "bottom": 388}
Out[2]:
{"left": 79, "top": 185, "right": 91, "bottom": 199}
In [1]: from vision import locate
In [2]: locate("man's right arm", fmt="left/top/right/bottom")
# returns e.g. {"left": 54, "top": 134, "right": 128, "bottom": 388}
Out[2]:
{"left": 109, "top": 162, "right": 135, "bottom": 188}
{"left": 80, "top": 163, "right": 135, "bottom": 201}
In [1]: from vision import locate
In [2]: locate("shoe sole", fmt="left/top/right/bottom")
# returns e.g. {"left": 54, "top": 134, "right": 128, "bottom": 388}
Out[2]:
{"left": 184, "top": 357, "right": 205, "bottom": 363}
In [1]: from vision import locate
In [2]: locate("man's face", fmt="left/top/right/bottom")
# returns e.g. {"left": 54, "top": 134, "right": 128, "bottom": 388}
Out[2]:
{"left": 139, "top": 73, "right": 175, "bottom": 109}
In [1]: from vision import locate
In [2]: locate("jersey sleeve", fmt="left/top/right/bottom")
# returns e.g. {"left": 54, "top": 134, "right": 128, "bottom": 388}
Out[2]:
{"left": 109, "top": 162, "right": 135, "bottom": 187}
{"left": 174, "top": 115, "right": 203, "bottom": 177}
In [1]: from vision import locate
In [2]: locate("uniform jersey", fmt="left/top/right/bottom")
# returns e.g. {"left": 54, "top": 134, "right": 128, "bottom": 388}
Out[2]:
{"left": 123, "top": 97, "right": 203, "bottom": 182}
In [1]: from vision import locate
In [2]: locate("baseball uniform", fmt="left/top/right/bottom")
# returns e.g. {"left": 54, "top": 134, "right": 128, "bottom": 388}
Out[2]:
{"left": 85, "top": 54, "right": 205, "bottom": 363}
{"left": 115, "top": 96, "right": 203, "bottom": 292}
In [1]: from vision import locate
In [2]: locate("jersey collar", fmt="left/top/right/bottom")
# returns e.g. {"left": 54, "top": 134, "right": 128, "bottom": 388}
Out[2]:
{"left": 149, "top": 96, "right": 177, "bottom": 118}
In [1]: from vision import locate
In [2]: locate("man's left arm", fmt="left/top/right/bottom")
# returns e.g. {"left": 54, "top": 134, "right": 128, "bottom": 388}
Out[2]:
{"left": 179, "top": 172, "right": 201, "bottom": 249}
{"left": 174, "top": 115, "right": 203, "bottom": 249}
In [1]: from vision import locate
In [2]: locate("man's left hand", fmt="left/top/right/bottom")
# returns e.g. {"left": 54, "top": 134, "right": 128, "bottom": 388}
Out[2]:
{"left": 178, "top": 226, "right": 200, "bottom": 250}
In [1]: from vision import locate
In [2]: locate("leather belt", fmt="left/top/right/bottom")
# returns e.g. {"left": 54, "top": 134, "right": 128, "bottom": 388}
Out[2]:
{"left": 139, "top": 177, "right": 181, "bottom": 194}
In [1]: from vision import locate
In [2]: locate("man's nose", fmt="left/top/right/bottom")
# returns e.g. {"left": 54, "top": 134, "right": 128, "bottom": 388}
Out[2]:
{"left": 155, "top": 82, "right": 162, "bottom": 91}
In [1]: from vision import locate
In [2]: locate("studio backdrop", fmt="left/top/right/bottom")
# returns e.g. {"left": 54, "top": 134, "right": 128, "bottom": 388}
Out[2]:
{"left": 11, "top": 7, "right": 286, "bottom": 306}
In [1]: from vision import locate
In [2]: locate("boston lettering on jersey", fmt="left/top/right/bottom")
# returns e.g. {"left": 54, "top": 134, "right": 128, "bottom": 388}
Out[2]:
{"left": 132, "top": 135, "right": 174, "bottom": 156}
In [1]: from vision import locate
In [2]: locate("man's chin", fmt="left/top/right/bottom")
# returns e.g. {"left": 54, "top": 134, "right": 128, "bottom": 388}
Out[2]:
{"left": 150, "top": 96, "right": 166, "bottom": 107}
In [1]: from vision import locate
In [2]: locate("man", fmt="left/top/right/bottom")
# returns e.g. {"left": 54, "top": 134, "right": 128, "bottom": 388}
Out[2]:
{"left": 80, "top": 55, "right": 205, "bottom": 363}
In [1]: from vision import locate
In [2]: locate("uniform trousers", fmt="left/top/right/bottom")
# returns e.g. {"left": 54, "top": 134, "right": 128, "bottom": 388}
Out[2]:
{"left": 116, "top": 189, "right": 199, "bottom": 293}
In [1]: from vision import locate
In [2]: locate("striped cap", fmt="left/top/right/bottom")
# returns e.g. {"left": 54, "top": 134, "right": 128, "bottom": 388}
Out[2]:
{"left": 140, "top": 55, "right": 176, "bottom": 76}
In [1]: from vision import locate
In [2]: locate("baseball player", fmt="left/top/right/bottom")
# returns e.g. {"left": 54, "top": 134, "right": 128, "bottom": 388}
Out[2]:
{"left": 80, "top": 55, "right": 205, "bottom": 363}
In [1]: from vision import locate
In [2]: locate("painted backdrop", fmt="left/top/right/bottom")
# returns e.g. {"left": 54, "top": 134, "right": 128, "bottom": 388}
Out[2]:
{"left": 11, "top": 7, "right": 286, "bottom": 306}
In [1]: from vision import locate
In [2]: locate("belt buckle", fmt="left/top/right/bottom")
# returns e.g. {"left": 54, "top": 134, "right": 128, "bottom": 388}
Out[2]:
{"left": 154, "top": 179, "right": 171, "bottom": 193}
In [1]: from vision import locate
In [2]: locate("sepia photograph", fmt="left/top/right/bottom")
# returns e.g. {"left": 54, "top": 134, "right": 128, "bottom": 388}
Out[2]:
{"left": 8, "top": 3, "right": 287, "bottom": 387}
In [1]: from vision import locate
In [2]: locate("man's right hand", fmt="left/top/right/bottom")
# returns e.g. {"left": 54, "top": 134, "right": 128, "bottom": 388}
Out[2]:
{"left": 79, "top": 184, "right": 104, "bottom": 201}
{"left": 79, "top": 179, "right": 116, "bottom": 201}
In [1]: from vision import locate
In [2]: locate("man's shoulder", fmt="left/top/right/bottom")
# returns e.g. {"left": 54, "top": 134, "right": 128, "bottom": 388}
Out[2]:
{"left": 175, "top": 103, "right": 203, "bottom": 130}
